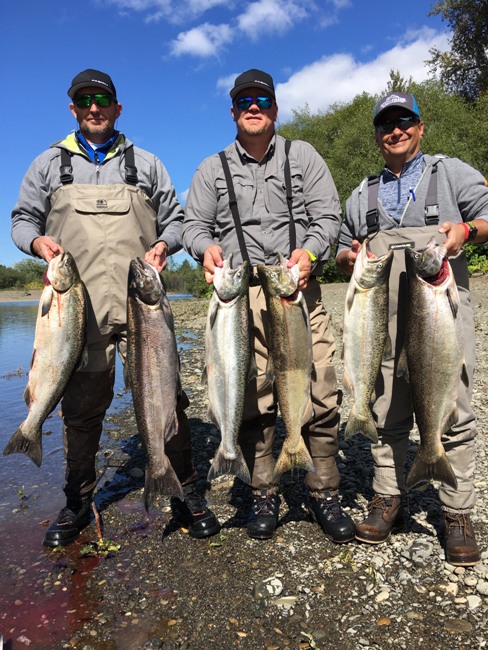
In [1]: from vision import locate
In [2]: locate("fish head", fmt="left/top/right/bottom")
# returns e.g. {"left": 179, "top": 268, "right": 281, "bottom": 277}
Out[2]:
{"left": 353, "top": 239, "right": 394, "bottom": 289}
{"left": 128, "top": 258, "right": 163, "bottom": 305}
{"left": 405, "top": 237, "right": 448, "bottom": 279}
{"left": 256, "top": 254, "right": 299, "bottom": 298}
{"left": 47, "top": 251, "right": 80, "bottom": 292}
{"left": 213, "top": 255, "right": 250, "bottom": 301}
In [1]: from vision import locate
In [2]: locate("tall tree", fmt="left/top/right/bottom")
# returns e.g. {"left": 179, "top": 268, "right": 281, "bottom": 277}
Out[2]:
{"left": 428, "top": 0, "right": 488, "bottom": 100}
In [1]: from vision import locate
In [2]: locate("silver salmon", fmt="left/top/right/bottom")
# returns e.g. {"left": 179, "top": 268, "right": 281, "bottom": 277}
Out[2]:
{"left": 343, "top": 239, "right": 393, "bottom": 443}
{"left": 3, "top": 252, "right": 87, "bottom": 467}
{"left": 126, "top": 258, "right": 183, "bottom": 508}
{"left": 205, "top": 255, "right": 252, "bottom": 484}
{"left": 257, "top": 256, "right": 315, "bottom": 481}
{"left": 399, "top": 238, "right": 466, "bottom": 490}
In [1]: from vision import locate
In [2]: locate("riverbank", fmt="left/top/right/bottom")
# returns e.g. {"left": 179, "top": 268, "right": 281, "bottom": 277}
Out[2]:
{"left": 3, "top": 278, "right": 488, "bottom": 650}
{"left": 0, "top": 289, "right": 42, "bottom": 303}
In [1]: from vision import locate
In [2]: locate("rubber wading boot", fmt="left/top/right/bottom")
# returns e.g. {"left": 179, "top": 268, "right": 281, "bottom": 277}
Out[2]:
{"left": 43, "top": 497, "right": 92, "bottom": 548}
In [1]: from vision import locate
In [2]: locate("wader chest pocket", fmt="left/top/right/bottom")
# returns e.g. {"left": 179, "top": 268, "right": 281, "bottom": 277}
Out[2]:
{"left": 74, "top": 195, "right": 131, "bottom": 214}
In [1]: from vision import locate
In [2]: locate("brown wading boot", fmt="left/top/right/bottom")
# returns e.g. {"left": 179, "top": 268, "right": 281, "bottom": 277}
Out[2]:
{"left": 443, "top": 511, "right": 481, "bottom": 566}
{"left": 355, "top": 494, "right": 404, "bottom": 544}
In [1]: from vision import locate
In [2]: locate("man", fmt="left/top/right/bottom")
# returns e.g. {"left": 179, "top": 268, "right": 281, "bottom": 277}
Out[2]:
{"left": 11, "top": 68, "right": 220, "bottom": 547}
{"left": 336, "top": 91, "right": 488, "bottom": 565}
{"left": 183, "top": 68, "right": 355, "bottom": 542}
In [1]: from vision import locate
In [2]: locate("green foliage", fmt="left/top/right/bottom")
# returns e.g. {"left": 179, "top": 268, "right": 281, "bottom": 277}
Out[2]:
{"left": 279, "top": 76, "right": 488, "bottom": 280}
{"left": 0, "top": 259, "right": 47, "bottom": 290}
{"left": 428, "top": 0, "right": 488, "bottom": 100}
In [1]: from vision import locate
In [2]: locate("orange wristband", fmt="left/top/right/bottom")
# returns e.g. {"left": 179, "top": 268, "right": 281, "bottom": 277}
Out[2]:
{"left": 460, "top": 222, "right": 470, "bottom": 242}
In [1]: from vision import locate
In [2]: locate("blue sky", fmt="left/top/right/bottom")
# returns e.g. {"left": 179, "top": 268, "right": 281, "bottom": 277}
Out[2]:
{"left": 2, "top": 0, "right": 448, "bottom": 267}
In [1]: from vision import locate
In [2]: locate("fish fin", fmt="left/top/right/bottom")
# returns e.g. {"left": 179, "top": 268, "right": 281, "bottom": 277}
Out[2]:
{"left": 461, "top": 363, "right": 469, "bottom": 388}
{"left": 40, "top": 286, "right": 54, "bottom": 317}
{"left": 272, "top": 436, "right": 315, "bottom": 481}
{"left": 23, "top": 383, "right": 32, "bottom": 407}
{"left": 144, "top": 458, "right": 183, "bottom": 511}
{"left": 247, "top": 356, "right": 258, "bottom": 383}
{"left": 406, "top": 450, "right": 457, "bottom": 491}
{"left": 447, "top": 287, "right": 460, "bottom": 319}
{"left": 344, "top": 409, "right": 378, "bottom": 443}
{"left": 201, "top": 365, "right": 208, "bottom": 387}
{"left": 265, "top": 357, "right": 275, "bottom": 383}
{"left": 383, "top": 334, "right": 393, "bottom": 360}
{"left": 207, "top": 446, "right": 251, "bottom": 484}
{"left": 76, "top": 346, "right": 89, "bottom": 371}
{"left": 3, "top": 425, "right": 42, "bottom": 467}
{"left": 208, "top": 298, "right": 219, "bottom": 329}
{"left": 311, "top": 362, "right": 317, "bottom": 383}
{"left": 396, "top": 347, "right": 409, "bottom": 382}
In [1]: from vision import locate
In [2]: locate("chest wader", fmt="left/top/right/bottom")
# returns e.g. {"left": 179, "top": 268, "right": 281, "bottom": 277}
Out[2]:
{"left": 47, "top": 148, "right": 161, "bottom": 500}
{"left": 219, "top": 144, "right": 341, "bottom": 494}
{"left": 364, "top": 169, "right": 476, "bottom": 507}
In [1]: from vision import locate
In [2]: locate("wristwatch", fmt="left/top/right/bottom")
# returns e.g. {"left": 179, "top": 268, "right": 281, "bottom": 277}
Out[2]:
{"left": 466, "top": 221, "right": 478, "bottom": 242}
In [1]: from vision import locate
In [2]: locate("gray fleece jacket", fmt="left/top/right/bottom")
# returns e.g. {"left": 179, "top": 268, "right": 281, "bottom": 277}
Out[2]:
{"left": 11, "top": 131, "right": 184, "bottom": 256}
{"left": 338, "top": 154, "right": 488, "bottom": 254}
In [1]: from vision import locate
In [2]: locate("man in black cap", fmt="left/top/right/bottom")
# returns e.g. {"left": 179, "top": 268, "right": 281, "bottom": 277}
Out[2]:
{"left": 11, "top": 68, "right": 220, "bottom": 547}
{"left": 183, "top": 68, "right": 355, "bottom": 543}
{"left": 337, "top": 91, "right": 488, "bottom": 566}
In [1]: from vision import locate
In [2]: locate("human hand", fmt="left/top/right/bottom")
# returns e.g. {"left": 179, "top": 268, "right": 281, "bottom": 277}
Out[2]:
{"left": 31, "top": 236, "right": 63, "bottom": 263}
{"left": 203, "top": 245, "right": 224, "bottom": 284}
{"left": 145, "top": 241, "right": 168, "bottom": 273}
{"left": 438, "top": 221, "right": 466, "bottom": 257}
{"left": 288, "top": 248, "right": 312, "bottom": 290}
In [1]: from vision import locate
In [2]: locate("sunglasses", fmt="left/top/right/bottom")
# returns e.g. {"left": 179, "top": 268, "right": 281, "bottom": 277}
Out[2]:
{"left": 73, "top": 93, "right": 114, "bottom": 109}
{"left": 377, "top": 116, "right": 419, "bottom": 134}
{"left": 234, "top": 96, "right": 273, "bottom": 111}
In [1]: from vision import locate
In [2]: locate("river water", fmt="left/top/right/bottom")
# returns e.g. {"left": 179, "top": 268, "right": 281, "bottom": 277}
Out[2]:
{"left": 0, "top": 296, "right": 191, "bottom": 649}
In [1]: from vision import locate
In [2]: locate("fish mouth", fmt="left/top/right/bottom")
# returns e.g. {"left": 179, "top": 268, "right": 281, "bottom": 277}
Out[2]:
{"left": 420, "top": 257, "right": 450, "bottom": 286}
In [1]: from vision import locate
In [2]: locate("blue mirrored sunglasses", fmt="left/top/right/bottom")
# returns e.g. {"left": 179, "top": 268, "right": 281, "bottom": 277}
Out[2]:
{"left": 234, "top": 96, "right": 274, "bottom": 111}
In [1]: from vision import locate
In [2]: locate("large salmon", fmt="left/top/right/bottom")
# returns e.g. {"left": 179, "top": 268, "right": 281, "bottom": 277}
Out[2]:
{"left": 126, "top": 258, "right": 183, "bottom": 508}
{"left": 3, "top": 252, "right": 87, "bottom": 467}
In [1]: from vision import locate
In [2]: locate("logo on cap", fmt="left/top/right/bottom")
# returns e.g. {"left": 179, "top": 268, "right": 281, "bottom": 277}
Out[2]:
{"left": 379, "top": 94, "right": 408, "bottom": 111}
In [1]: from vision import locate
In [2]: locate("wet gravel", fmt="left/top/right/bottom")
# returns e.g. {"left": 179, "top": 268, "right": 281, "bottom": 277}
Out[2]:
{"left": 25, "top": 278, "right": 488, "bottom": 649}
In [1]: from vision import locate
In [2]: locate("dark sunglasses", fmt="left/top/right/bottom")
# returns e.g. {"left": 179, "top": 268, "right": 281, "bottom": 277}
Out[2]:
{"left": 73, "top": 93, "right": 114, "bottom": 109}
{"left": 377, "top": 116, "right": 419, "bottom": 134}
{"left": 234, "top": 96, "right": 273, "bottom": 111}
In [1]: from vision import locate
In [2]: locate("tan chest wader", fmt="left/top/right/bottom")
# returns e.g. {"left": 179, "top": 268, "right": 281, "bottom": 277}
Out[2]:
{"left": 364, "top": 168, "right": 476, "bottom": 508}
{"left": 46, "top": 148, "right": 195, "bottom": 500}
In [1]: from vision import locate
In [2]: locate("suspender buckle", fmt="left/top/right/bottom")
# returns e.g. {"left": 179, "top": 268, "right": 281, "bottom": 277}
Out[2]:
{"left": 424, "top": 204, "right": 439, "bottom": 225}
{"left": 60, "top": 166, "right": 73, "bottom": 184}
{"left": 366, "top": 208, "right": 380, "bottom": 234}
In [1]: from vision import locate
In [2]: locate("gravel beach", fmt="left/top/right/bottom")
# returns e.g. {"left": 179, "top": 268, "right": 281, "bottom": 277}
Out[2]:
{"left": 2, "top": 278, "right": 488, "bottom": 650}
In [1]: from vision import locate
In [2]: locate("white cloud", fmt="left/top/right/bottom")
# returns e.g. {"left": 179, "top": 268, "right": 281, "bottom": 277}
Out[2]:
{"left": 170, "top": 23, "right": 233, "bottom": 57}
{"left": 104, "top": 0, "right": 228, "bottom": 24}
{"left": 237, "top": 0, "right": 309, "bottom": 38}
{"left": 276, "top": 28, "right": 450, "bottom": 121}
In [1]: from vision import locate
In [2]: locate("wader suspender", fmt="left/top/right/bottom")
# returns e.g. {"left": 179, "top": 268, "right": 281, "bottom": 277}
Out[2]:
{"left": 366, "top": 162, "right": 440, "bottom": 236}
{"left": 366, "top": 161, "right": 469, "bottom": 290}
{"left": 59, "top": 146, "right": 139, "bottom": 185}
{"left": 218, "top": 140, "right": 296, "bottom": 264}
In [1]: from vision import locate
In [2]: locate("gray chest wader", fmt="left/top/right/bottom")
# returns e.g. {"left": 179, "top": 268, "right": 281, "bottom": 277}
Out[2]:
{"left": 46, "top": 147, "right": 157, "bottom": 340}
{"left": 364, "top": 166, "right": 475, "bottom": 432}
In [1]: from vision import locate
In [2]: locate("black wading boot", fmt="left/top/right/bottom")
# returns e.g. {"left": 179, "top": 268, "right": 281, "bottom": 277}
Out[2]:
{"left": 309, "top": 490, "right": 356, "bottom": 543}
{"left": 43, "top": 497, "right": 92, "bottom": 548}
{"left": 173, "top": 484, "right": 220, "bottom": 539}
{"left": 247, "top": 492, "right": 281, "bottom": 540}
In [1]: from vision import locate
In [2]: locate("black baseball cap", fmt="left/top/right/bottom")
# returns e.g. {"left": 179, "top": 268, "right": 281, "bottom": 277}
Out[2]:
{"left": 68, "top": 69, "right": 117, "bottom": 99}
{"left": 230, "top": 69, "right": 275, "bottom": 100}
{"left": 373, "top": 92, "right": 420, "bottom": 125}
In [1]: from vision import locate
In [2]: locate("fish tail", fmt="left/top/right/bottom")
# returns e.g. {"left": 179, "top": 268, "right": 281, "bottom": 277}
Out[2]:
{"left": 272, "top": 436, "right": 315, "bottom": 481}
{"left": 207, "top": 446, "right": 251, "bottom": 484}
{"left": 344, "top": 409, "right": 378, "bottom": 443}
{"left": 406, "top": 451, "right": 458, "bottom": 491}
{"left": 144, "top": 459, "right": 184, "bottom": 511}
{"left": 3, "top": 425, "right": 42, "bottom": 467}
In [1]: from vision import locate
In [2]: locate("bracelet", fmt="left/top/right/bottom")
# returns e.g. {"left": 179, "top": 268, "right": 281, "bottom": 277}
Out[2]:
{"left": 304, "top": 249, "right": 317, "bottom": 262}
{"left": 460, "top": 222, "right": 470, "bottom": 242}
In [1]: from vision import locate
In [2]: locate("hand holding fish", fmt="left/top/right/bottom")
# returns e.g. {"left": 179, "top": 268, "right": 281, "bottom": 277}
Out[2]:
{"left": 31, "top": 236, "right": 64, "bottom": 263}
{"left": 145, "top": 241, "right": 168, "bottom": 273}
{"left": 288, "top": 248, "right": 312, "bottom": 290}
{"left": 438, "top": 220, "right": 471, "bottom": 256}
{"left": 203, "top": 244, "right": 224, "bottom": 284}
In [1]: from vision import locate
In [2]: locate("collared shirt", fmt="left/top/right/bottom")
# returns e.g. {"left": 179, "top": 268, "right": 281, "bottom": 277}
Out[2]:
{"left": 379, "top": 152, "right": 424, "bottom": 222}
{"left": 182, "top": 134, "right": 341, "bottom": 267}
